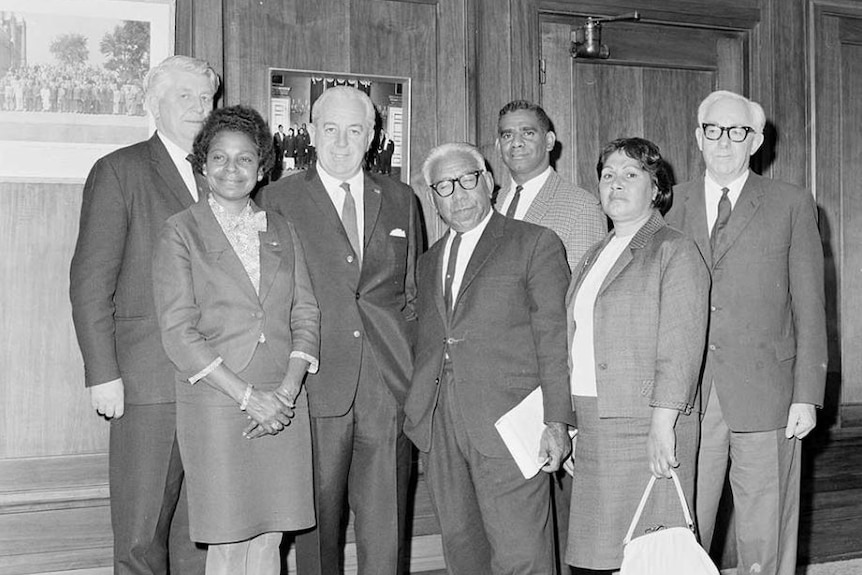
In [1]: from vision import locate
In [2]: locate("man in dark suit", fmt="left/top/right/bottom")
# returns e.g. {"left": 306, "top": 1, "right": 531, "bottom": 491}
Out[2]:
{"left": 666, "top": 90, "right": 827, "bottom": 575}
{"left": 70, "top": 56, "right": 218, "bottom": 575}
{"left": 378, "top": 130, "right": 395, "bottom": 175}
{"left": 258, "top": 86, "right": 421, "bottom": 575}
{"left": 495, "top": 100, "right": 606, "bottom": 271}
{"left": 272, "top": 124, "right": 286, "bottom": 180}
{"left": 404, "top": 142, "right": 573, "bottom": 574}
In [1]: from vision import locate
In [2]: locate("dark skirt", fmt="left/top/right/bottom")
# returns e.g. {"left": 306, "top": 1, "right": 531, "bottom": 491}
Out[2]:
{"left": 566, "top": 396, "right": 698, "bottom": 570}
{"left": 177, "top": 342, "right": 314, "bottom": 544}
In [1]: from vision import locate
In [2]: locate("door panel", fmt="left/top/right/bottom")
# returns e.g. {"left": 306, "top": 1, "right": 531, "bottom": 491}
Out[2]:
{"left": 541, "top": 17, "right": 746, "bottom": 196}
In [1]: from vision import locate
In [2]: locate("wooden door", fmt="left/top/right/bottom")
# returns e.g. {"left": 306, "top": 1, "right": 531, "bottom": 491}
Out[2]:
{"left": 813, "top": 2, "right": 862, "bottom": 429}
{"left": 540, "top": 14, "right": 748, "bottom": 196}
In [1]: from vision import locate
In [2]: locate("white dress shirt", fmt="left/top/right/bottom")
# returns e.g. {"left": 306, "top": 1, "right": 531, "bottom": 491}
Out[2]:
{"left": 318, "top": 164, "right": 365, "bottom": 260}
{"left": 157, "top": 132, "right": 199, "bottom": 202}
{"left": 705, "top": 170, "right": 749, "bottom": 235}
{"left": 497, "top": 166, "right": 552, "bottom": 220}
{"left": 441, "top": 210, "right": 494, "bottom": 308}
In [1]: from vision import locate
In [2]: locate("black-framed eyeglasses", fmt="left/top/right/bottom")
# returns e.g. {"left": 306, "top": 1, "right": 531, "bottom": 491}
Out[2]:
{"left": 430, "top": 170, "right": 484, "bottom": 197}
{"left": 701, "top": 123, "right": 757, "bottom": 143}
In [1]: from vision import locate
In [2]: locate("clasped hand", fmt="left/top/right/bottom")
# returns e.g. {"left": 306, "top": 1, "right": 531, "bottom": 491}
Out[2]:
{"left": 242, "top": 388, "right": 296, "bottom": 439}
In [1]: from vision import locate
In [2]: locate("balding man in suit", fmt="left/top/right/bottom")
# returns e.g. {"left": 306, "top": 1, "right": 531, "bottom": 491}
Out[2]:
{"left": 405, "top": 142, "right": 573, "bottom": 574}
{"left": 70, "top": 55, "right": 218, "bottom": 575}
{"left": 666, "top": 90, "right": 827, "bottom": 575}
{"left": 257, "top": 86, "right": 421, "bottom": 575}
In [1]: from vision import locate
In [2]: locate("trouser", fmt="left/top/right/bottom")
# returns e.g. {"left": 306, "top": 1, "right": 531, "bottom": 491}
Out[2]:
{"left": 109, "top": 402, "right": 206, "bottom": 575}
{"left": 696, "top": 385, "right": 801, "bottom": 575}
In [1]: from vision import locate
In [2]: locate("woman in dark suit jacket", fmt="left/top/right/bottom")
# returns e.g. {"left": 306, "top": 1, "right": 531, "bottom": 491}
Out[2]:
{"left": 564, "top": 138, "right": 710, "bottom": 572}
{"left": 153, "top": 105, "right": 319, "bottom": 575}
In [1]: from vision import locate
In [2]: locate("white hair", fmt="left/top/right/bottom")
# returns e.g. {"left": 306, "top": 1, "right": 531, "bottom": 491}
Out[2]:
{"left": 311, "top": 86, "right": 376, "bottom": 131}
{"left": 144, "top": 55, "right": 219, "bottom": 100}
{"left": 422, "top": 142, "right": 486, "bottom": 186}
{"left": 697, "top": 90, "right": 766, "bottom": 132}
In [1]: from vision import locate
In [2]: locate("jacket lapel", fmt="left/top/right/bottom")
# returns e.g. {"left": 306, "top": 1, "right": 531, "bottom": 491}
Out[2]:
{"left": 363, "top": 173, "right": 382, "bottom": 249}
{"left": 256, "top": 203, "right": 283, "bottom": 304}
{"left": 712, "top": 175, "right": 763, "bottom": 266}
{"left": 149, "top": 133, "right": 195, "bottom": 209}
{"left": 523, "top": 170, "right": 558, "bottom": 225}
{"left": 680, "top": 179, "right": 712, "bottom": 265}
{"left": 305, "top": 167, "right": 357, "bottom": 256}
{"left": 454, "top": 212, "right": 504, "bottom": 309}
{"left": 598, "top": 211, "right": 666, "bottom": 296}
{"left": 427, "top": 240, "right": 449, "bottom": 325}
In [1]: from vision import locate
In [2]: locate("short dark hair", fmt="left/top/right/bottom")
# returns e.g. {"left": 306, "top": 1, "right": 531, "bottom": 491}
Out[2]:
{"left": 191, "top": 105, "right": 275, "bottom": 175}
{"left": 596, "top": 137, "right": 674, "bottom": 214}
{"left": 497, "top": 100, "right": 552, "bottom": 133}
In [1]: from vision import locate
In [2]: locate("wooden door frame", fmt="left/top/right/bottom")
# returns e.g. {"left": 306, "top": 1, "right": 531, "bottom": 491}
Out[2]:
{"left": 809, "top": 0, "right": 862, "bottom": 429}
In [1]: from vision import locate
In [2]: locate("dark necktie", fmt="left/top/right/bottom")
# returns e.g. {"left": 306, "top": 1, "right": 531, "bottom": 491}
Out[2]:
{"left": 340, "top": 182, "right": 361, "bottom": 265}
{"left": 711, "top": 187, "right": 731, "bottom": 252}
{"left": 186, "top": 154, "right": 205, "bottom": 201}
{"left": 444, "top": 232, "right": 463, "bottom": 314}
{"left": 505, "top": 185, "right": 524, "bottom": 219}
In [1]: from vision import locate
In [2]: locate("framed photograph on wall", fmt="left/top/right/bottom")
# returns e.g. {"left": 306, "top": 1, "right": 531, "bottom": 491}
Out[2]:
{"left": 0, "top": 0, "right": 174, "bottom": 181}
{"left": 268, "top": 68, "right": 411, "bottom": 185}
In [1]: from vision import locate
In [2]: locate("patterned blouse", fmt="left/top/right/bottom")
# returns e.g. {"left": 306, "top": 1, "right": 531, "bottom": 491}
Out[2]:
{"left": 208, "top": 194, "right": 267, "bottom": 294}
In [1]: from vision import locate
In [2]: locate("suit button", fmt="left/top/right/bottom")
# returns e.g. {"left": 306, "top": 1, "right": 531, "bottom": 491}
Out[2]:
{"left": 258, "top": 333, "right": 266, "bottom": 343}
{"left": 598, "top": 363, "right": 607, "bottom": 370}
{"left": 355, "top": 292, "right": 360, "bottom": 300}
{"left": 435, "top": 377, "right": 440, "bottom": 385}
{"left": 353, "top": 330, "right": 361, "bottom": 338}
{"left": 347, "top": 255, "right": 355, "bottom": 263}
{"left": 710, "top": 305, "right": 717, "bottom": 312}
{"left": 709, "top": 344, "right": 717, "bottom": 351}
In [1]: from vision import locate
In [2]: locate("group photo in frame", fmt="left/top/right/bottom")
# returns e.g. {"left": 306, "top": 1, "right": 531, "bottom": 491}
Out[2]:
{"left": 268, "top": 68, "right": 411, "bottom": 185}
{"left": 0, "top": 0, "right": 174, "bottom": 181}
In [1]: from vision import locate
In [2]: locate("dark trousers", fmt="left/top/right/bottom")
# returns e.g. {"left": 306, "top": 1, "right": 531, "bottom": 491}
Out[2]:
{"left": 422, "top": 367, "right": 556, "bottom": 575}
{"left": 295, "top": 345, "right": 412, "bottom": 574}
{"left": 109, "top": 402, "right": 206, "bottom": 575}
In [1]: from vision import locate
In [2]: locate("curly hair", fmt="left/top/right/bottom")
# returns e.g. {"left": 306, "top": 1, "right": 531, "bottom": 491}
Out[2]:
{"left": 596, "top": 137, "right": 674, "bottom": 214}
{"left": 191, "top": 105, "right": 275, "bottom": 175}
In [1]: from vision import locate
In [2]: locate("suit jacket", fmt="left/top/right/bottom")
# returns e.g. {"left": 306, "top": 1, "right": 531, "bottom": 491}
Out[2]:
{"left": 404, "top": 212, "right": 574, "bottom": 457}
{"left": 495, "top": 169, "right": 607, "bottom": 271}
{"left": 152, "top": 198, "right": 319, "bottom": 405}
{"left": 70, "top": 133, "right": 199, "bottom": 404}
{"left": 666, "top": 173, "right": 827, "bottom": 431}
{"left": 257, "top": 166, "right": 420, "bottom": 417}
{"left": 566, "top": 211, "right": 710, "bottom": 423}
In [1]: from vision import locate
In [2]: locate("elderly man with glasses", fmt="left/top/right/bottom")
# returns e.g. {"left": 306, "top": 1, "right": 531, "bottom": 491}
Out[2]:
{"left": 666, "top": 90, "right": 827, "bottom": 575}
{"left": 404, "top": 142, "right": 574, "bottom": 574}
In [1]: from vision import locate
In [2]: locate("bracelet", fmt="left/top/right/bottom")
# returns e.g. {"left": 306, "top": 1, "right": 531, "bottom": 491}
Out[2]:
{"left": 239, "top": 384, "right": 254, "bottom": 411}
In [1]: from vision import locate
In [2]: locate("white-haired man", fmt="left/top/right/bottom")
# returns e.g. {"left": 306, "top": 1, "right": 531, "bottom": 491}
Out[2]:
{"left": 666, "top": 89, "right": 827, "bottom": 575}
{"left": 71, "top": 55, "right": 219, "bottom": 575}
{"left": 258, "top": 86, "right": 421, "bottom": 574}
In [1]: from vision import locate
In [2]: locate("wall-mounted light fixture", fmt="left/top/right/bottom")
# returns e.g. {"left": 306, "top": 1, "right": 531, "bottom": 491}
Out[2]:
{"left": 571, "top": 11, "right": 641, "bottom": 59}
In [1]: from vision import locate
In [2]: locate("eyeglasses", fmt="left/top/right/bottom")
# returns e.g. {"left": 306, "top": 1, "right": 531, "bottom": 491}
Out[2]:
{"left": 701, "top": 123, "right": 757, "bottom": 143}
{"left": 430, "top": 170, "right": 484, "bottom": 197}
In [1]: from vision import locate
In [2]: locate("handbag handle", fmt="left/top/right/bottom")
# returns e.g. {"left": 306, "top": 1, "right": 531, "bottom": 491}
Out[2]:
{"left": 623, "top": 469, "right": 694, "bottom": 545}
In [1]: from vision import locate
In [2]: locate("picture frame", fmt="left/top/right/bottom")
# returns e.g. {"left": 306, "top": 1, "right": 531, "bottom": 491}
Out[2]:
{"left": 0, "top": 0, "right": 175, "bottom": 182}
{"left": 268, "top": 68, "right": 411, "bottom": 185}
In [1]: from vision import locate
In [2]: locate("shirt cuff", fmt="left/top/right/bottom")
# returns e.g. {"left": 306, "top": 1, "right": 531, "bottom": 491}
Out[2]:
{"left": 290, "top": 351, "right": 319, "bottom": 374}
{"left": 189, "top": 357, "right": 223, "bottom": 384}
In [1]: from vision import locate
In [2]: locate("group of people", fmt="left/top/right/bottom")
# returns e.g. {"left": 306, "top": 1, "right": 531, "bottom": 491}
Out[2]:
{"left": 1, "top": 63, "right": 145, "bottom": 115}
{"left": 271, "top": 123, "right": 314, "bottom": 179}
{"left": 69, "top": 53, "right": 825, "bottom": 575}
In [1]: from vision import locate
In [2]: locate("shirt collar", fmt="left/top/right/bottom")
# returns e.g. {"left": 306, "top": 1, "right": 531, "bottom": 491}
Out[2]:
{"left": 705, "top": 170, "right": 750, "bottom": 207}
{"left": 449, "top": 208, "right": 494, "bottom": 243}
{"left": 317, "top": 162, "right": 364, "bottom": 192}
{"left": 157, "top": 131, "right": 191, "bottom": 168}
{"left": 510, "top": 165, "right": 552, "bottom": 195}
{"left": 208, "top": 194, "right": 266, "bottom": 232}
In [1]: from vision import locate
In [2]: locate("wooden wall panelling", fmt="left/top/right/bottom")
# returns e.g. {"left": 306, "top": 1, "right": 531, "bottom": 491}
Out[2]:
{"left": 812, "top": 6, "right": 843, "bottom": 423}
{"left": 0, "top": 183, "right": 107, "bottom": 458}
{"left": 539, "top": 20, "right": 576, "bottom": 184}
{"left": 539, "top": 0, "right": 760, "bottom": 30}
{"left": 752, "top": 0, "right": 808, "bottom": 188}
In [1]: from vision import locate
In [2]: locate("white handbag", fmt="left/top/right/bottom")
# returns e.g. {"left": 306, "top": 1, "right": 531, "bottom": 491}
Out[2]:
{"left": 619, "top": 469, "right": 719, "bottom": 575}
